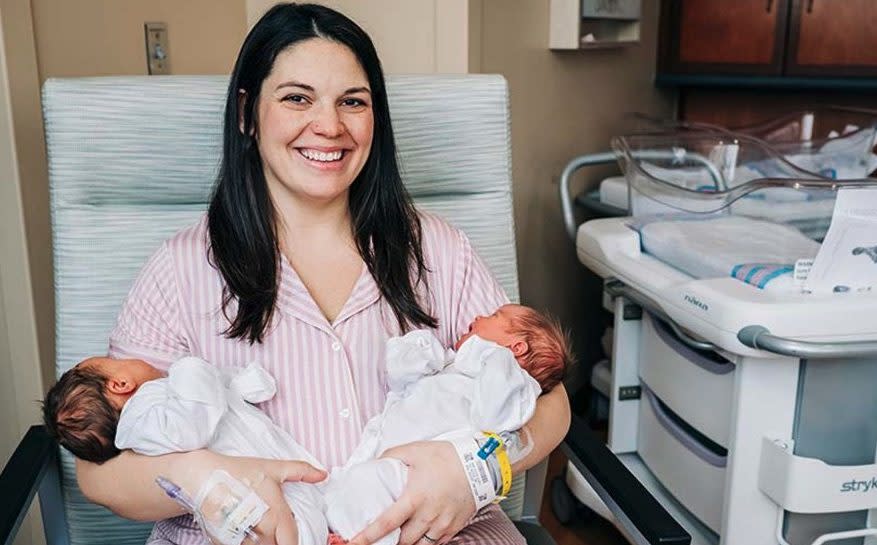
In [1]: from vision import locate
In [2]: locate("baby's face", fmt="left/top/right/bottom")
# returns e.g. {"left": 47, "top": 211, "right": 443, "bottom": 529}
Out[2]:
{"left": 455, "top": 304, "right": 529, "bottom": 350}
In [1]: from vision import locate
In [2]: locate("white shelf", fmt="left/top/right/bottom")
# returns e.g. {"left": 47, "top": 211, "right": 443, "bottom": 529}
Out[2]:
{"left": 550, "top": 0, "right": 641, "bottom": 50}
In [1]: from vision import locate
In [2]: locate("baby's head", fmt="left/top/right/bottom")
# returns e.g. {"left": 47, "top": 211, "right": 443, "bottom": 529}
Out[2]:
{"left": 42, "top": 357, "right": 163, "bottom": 463}
{"left": 456, "top": 304, "right": 573, "bottom": 392}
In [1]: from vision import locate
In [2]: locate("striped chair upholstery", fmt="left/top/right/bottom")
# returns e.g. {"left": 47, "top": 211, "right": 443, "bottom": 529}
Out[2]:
{"left": 43, "top": 74, "right": 526, "bottom": 545}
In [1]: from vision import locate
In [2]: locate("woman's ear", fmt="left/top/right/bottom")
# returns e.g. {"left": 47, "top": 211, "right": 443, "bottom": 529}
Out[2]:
{"left": 238, "top": 89, "right": 248, "bottom": 134}
{"left": 509, "top": 340, "right": 529, "bottom": 358}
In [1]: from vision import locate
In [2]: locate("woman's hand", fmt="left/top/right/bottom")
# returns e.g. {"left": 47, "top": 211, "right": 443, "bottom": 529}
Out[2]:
{"left": 204, "top": 454, "right": 327, "bottom": 545}
{"left": 348, "top": 441, "right": 474, "bottom": 545}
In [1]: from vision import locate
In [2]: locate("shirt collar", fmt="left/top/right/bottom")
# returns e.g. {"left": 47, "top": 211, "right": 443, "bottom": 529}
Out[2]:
{"left": 275, "top": 254, "right": 382, "bottom": 331}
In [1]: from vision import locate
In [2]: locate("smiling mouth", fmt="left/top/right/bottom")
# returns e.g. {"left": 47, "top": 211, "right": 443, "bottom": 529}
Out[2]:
{"left": 298, "top": 148, "right": 345, "bottom": 162}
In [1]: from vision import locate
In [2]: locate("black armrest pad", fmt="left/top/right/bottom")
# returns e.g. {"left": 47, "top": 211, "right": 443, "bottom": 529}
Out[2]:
{"left": 0, "top": 426, "right": 58, "bottom": 545}
{"left": 513, "top": 521, "right": 555, "bottom": 545}
{"left": 562, "top": 415, "right": 690, "bottom": 545}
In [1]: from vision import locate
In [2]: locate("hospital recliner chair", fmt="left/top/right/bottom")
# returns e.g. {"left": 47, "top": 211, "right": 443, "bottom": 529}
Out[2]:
{"left": 0, "top": 75, "right": 688, "bottom": 545}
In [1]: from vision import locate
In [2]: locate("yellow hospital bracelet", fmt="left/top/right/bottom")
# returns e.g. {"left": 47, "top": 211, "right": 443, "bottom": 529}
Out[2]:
{"left": 483, "top": 432, "right": 513, "bottom": 500}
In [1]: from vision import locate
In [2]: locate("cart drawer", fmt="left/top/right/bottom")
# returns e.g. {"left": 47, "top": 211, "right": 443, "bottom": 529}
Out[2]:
{"left": 639, "top": 384, "right": 727, "bottom": 533}
{"left": 640, "top": 313, "right": 735, "bottom": 447}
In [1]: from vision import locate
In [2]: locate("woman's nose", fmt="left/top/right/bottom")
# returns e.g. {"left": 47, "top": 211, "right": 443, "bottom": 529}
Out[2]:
{"left": 311, "top": 103, "right": 344, "bottom": 137}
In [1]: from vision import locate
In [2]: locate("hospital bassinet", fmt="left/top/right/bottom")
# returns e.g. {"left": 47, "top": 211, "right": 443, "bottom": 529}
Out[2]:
{"left": 560, "top": 126, "right": 877, "bottom": 545}
{"left": 581, "top": 108, "right": 877, "bottom": 219}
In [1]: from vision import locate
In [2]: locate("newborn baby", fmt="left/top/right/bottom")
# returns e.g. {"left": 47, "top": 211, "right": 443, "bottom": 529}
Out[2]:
{"left": 42, "top": 355, "right": 329, "bottom": 545}
{"left": 323, "top": 304, "right": 572, "bottom": 545}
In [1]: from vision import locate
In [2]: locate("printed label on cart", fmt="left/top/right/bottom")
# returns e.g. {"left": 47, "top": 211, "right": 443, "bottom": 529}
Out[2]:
{"left": 840, "top": 477, "right": 877, "bottom": 493}
{"left": 793, "top": 259, "right": 813, "bottom": 287}
{"left": 804, "top": 188, "right": 877, "bottom": 294}
{"left": 683, "top": 294, "right": 708, "bottom": 312}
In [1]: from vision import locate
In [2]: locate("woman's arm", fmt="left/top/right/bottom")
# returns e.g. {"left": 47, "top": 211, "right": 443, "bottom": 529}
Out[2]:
{"left": 510, "top": 383, "right": 571, "bottom": 475}
{"left": 77, "top": 448, "right": 326, "bottom": 545}
{"left": 76, "top": 449, "right": 214, "bottom": 521}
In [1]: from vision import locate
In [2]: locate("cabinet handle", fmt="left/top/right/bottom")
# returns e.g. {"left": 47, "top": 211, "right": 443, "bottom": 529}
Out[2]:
{"left": 806, "top": 0, "right": 815, "bottom": 13}
{"left": 766, "top": 0, "right": 773, "bottom": 13}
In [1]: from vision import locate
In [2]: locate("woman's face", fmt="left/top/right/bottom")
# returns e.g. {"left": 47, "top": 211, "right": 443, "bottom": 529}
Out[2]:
{"left": 255, "top": 38, "right": 374, "bottom": 207}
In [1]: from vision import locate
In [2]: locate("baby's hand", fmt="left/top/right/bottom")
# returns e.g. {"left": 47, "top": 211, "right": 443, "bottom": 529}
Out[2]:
{"left": 327, "top": 533, "right": 348, "bottom": 545}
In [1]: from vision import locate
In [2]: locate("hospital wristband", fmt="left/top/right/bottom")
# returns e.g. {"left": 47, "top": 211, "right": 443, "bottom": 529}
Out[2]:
{"left": 481, "top": 432, "right": 512, "bottom": 500}
{"left": 448, "top": 436, "right": 497, "bottom": 510}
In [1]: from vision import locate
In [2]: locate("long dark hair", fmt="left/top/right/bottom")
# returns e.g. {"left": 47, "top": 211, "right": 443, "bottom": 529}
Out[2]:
{"left": 208, "top": 3, "right": 436, "bottom": 343}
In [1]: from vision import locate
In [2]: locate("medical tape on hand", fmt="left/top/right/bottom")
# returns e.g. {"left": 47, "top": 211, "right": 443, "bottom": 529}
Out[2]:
{"left": 448, "top": 436, "right": 496, "bottom": 510}
{"left": 195, "top": 470, "right": 269, "bottom": 545}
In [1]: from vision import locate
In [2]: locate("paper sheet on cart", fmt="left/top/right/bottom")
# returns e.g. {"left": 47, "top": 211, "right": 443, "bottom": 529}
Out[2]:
{"left": 804, "top": 188, "right": 877, "bottom": 295}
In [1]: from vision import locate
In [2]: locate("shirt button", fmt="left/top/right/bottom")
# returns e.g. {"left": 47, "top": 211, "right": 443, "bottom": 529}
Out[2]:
{"left": 339, "top": 408, "right": 351, "bottom": 418}
{"left": 332, "top": 342, "right": 342, "bottom": 352}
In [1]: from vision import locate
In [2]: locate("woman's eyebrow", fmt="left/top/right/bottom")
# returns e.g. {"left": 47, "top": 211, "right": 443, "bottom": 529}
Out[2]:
{"left": 276, "top": 81, "right": 314, "bottom": 92}
{"left": 345, "top": 86, "right": 371, "bottom": 95}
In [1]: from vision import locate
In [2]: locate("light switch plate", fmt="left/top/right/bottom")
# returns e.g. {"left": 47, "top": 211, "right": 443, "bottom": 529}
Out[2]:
{"left": 144, "top": 22, "right": 170, "bottom": 75}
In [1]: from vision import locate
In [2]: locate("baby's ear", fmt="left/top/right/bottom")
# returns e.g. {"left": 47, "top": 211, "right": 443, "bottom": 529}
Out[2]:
{"left": 509, "top": 340, "right": 529, "bottom": 357}
{"left": 107, "top": 377, "right": 136, "bottom": 395}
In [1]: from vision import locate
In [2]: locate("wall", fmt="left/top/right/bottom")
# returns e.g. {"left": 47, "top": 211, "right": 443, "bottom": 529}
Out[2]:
{"left": 32, "top": 0, "right": 246, "bottom": 79}
{"left": 246, "top": 0, "right": 474, "bottom": 73}
{"left": 475, "top": 1, "right": 674, "bottom": 376}
{"left": 0, "top": 7, "right": 48, "bottom": 544}
{"left": 1, "top": 0, "right": 53, "bottom": 412}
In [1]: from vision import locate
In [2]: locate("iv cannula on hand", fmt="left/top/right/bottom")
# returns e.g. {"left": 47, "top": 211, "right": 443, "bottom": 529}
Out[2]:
{"left": 155, "top": 476, "right": 262, "bottom": 545}
{"left": 156, "top": 475, "right": 199, "bottom": 513}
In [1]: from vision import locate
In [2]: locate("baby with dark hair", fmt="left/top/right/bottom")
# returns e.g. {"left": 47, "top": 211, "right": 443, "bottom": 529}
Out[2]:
{"left": 42, "top": 357, "right": 163, "bottom": 463}
{"left": 43, "top": 304, "right": 572, "bottom": 545}
{"left": 45, "top": 354, "right": 331, "bottom": 545}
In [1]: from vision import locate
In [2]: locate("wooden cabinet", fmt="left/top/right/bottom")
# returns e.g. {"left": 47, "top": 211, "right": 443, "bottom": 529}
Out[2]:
{"left": 786, "top": 0, "right": 877, "bottom": 77}
{"left": 659, "top": 0, "right": 877, "bottom": 78}
{"left": 659, "top": 0, "right": 789, "bottom": 75}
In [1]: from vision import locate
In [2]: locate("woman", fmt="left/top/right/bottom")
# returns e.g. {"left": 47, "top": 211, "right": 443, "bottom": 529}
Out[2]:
{"left": 76, "top": 4, "right": 570, "bottom": 545}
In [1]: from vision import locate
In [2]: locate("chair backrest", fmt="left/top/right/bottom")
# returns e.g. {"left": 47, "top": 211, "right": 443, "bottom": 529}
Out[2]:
{"left": 43, "top": 74, "right": 522, "bottom": 545}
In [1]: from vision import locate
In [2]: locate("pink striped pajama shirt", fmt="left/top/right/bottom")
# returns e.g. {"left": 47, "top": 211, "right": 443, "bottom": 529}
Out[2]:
{"left": 108, "top": 212, "right": 525, "bottom": 545}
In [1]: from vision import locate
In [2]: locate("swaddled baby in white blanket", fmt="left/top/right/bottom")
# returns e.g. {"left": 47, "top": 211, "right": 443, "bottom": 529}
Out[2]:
{"left": 43, "top": 355, "right": 330, "bottom": 545}
{"left": 323, "top": 304, "right": 570, "bottom": 545}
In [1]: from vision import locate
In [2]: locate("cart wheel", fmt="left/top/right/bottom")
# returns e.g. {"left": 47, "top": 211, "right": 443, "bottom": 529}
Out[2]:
{"left": 550, "top": 476, "right": 576, "bottom": 525}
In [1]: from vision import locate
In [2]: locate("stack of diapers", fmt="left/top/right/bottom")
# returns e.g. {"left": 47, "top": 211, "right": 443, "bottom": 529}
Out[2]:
{"left": 630, "top": 215, "right": 821, "bottom": 291}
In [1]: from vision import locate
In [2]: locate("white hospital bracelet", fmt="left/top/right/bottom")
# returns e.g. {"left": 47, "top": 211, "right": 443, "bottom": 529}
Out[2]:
{"left": 447, "top": 436, "right": 496, "bottom": 510}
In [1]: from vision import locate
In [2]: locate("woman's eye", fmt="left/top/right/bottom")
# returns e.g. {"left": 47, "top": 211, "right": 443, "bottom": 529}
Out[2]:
{"left": 283, "top": 94, "right": 308, "bottom": 104}
{"left": 342, "top": 98, "right": 367, "bottom": 108}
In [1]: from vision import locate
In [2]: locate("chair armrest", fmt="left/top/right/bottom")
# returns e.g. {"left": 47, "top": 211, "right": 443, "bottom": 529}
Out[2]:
{"left": 0, "top": 425, "right": 69, "bottom": 545}
{"left": 562, "top": 415, "right": 690, "bottom": 545}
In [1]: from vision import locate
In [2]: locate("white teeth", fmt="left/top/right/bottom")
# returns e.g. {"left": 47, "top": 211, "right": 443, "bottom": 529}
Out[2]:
{"left": 300, "top": 149, "right": 343, "bottom": 162}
